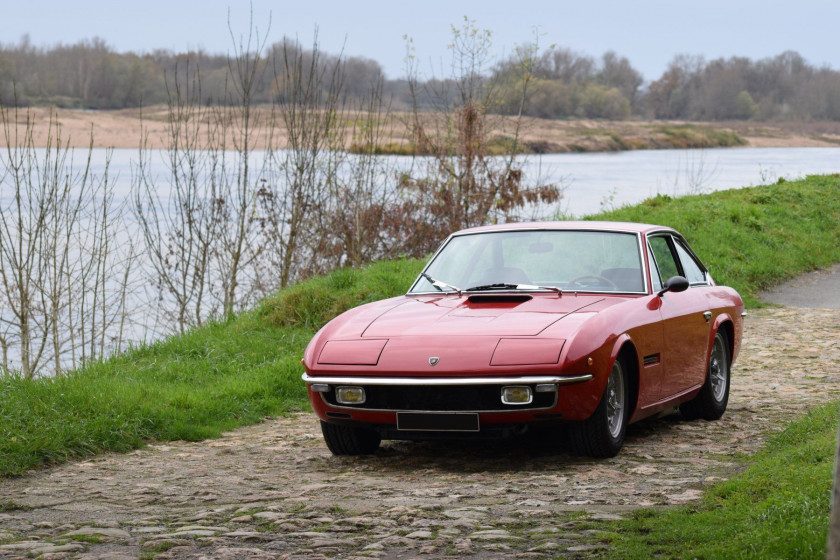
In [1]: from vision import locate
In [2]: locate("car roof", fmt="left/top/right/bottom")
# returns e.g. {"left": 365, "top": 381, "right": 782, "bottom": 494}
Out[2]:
{"left": 453, "top": 221, "right": 676, "bottom": 236}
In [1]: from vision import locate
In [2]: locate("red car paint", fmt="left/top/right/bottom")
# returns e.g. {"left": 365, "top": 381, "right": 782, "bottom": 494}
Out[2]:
{"left": 302, "top": 221, "right": 744, "bottom": 456}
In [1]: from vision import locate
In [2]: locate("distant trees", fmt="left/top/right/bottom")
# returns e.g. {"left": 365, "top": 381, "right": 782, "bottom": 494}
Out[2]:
{"left": 492, "top": 47, "right": 640, "bottom": 119}
{"left": 648, "top": 51, "right": 840, "bottom": 121}
{"left": 0, "top": 35, "right": 384, "bottom": 109}
{"left": 2, "top": 32, "right": 840, "bottom": 121}
{"left": 0, "top": 35, "right": 165, "bottom": 108}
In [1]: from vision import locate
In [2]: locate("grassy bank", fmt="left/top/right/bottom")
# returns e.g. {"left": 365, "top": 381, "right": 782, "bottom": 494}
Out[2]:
{"left": 349, "top": 123, "right": 748, "bottom": 156}
{"left": 0, "top": 259, "right": 423, "bottom": 477}
{"left": 2, "top": 175, "right": 839, "bottom": 478}
{"left": 595, "top": 173, "right": 840, "bottom": 306}
{"left": 1, "top": 321, "right": 309, "bottom": 476}
{"left": 600, "top": 400, "right": 838, "bottom": 558}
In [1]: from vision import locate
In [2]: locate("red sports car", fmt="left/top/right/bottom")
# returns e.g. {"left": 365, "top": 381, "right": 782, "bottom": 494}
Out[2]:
{"left": 302, "top": 221, "right": 744, "bottom": 457}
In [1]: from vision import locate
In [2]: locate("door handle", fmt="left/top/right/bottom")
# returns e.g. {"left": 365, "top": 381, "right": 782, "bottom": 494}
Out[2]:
{"left": 703, "top": 311, "right": 712, "bottom": 322}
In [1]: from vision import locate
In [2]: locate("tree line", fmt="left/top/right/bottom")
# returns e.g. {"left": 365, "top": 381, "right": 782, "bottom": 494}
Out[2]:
{"left": 1, "top": 32, "right": 839, "bottom": 121}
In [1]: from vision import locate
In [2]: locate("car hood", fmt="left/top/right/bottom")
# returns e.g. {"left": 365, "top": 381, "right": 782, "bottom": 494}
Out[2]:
{"left": 305, "top": 293, "right": 632, "bottom": 375}
{"left": 362, "top": 293, "right": 604, "bottom": 337}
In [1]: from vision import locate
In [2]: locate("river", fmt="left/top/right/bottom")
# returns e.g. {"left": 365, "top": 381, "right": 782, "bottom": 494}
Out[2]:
{"left": 1, "top": 145, "right": 838, "bottom": 375}
{"left": 532, "top": 146, "right": 840, "bottom": 216}
{"left": 102, "top": 146, "right": 840, "bottom": 217}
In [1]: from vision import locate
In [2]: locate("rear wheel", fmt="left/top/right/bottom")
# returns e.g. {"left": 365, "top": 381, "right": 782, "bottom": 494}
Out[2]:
{"left": 320, "top": 421, "right": 381, "bottom": 455}
{"left": 568, "top": 358, "right": 628, "bottom": 458}
{"left": 680, "top": 331, "right": 730, "bottom": 421}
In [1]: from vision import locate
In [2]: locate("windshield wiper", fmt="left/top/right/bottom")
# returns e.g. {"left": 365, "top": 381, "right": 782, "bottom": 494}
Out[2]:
{"left": 466, "top": 282, "right": 563, "bottom": 294}
{"left": 421, "top": 273, "right": 462, "bottom": 295}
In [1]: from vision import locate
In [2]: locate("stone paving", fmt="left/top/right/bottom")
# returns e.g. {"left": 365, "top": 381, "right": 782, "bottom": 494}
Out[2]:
{"left": 1, "top": 307, "right": 838, "bottom": 559}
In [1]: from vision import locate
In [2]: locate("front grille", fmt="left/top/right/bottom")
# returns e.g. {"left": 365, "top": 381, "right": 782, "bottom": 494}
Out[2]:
{"left": 322, "top": 383, "right": 555, "bottom": 412}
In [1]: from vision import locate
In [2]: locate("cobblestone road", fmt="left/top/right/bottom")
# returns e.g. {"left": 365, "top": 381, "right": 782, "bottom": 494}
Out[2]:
{"left": 1, "top": 308, "right": 838, "bottom": 559}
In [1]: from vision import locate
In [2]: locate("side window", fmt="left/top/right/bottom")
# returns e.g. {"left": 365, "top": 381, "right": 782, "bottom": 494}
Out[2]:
{"left": 648, "top": 245, "right": 663, "bottom": 292}
{"left": 674, "top": 241, "right": 707, "bottom": 284}
{"left": 648, "top": 236, "right": 680, "bottom": 281}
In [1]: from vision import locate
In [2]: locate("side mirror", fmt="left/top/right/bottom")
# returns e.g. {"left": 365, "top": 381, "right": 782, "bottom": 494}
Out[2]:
{"left": 657, "top": 275, "right": 689, "bottom": 297}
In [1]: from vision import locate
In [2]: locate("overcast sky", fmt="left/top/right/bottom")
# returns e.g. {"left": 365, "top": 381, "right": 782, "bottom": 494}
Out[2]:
{"left": 3, "top": 0, "right": 839, "bottom": 82}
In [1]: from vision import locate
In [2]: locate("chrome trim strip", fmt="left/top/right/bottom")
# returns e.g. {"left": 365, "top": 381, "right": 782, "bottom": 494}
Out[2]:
{"left": 302, "top": 373, "right": 592, "bottom": 386}
{"left": 635, "top": 231, "right": 650, "bottom": 295}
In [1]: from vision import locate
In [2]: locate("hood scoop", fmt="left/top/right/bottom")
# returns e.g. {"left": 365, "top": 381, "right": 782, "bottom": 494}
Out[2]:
{"left": 467, "top": 294, "right": 532, "bottom": 305}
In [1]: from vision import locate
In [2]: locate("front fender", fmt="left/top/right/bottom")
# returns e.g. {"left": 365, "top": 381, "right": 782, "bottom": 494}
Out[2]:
{"left": 557, "top": 328, "right": 632, "bottom": 421}
{"left": 709, "top": 311, "right": 740, "bottom": 366}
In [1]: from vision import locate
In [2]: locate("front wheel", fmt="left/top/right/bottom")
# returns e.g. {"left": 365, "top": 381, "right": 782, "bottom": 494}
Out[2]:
{"left": 320, "top": 421, "right": 381, "bottom": 455}
{"left": 568, "top": 358, "right": 628, "bottom": 458}
{"left": 680, "top": 331, "right": 730, "bottom": 421}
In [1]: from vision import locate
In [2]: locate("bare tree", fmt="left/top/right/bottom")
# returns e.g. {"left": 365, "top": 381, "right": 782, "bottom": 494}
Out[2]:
{"left": 0, "top": 102, "right": 133, "bottom": 376}
{"left": 329, "top": 77, "right": 403, "bottom": 267}
{"left": 212, "top": 8, "right": 274, "bottom": 316}
{"left": 256, "top": 32, "right": 345, "bottom": 289}
{"left": 0, "top": 105, "right": 55, "bottom": 377}
{"left": 133, "top": 63, "right": 221, "bottom": 334}
{"left": 399, "top": 19, "right": 562, "bottom": 253}
{"left": 133, "top": 10, "right": 280, "bottom": 328}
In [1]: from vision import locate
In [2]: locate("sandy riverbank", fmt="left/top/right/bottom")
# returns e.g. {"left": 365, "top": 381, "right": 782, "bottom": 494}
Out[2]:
{"left": 3, "top": 105, "right": 840, "bottom": 152}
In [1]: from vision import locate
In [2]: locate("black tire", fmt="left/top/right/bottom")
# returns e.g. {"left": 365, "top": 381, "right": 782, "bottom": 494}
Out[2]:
{"left": 568, "top": 358, "right": 629, "bottom": 458}
{"left": 320, "top": 421, "right": 381, "bottom": 455}
{"left": 680, "top": 331, "right": 730, "bottom": 421}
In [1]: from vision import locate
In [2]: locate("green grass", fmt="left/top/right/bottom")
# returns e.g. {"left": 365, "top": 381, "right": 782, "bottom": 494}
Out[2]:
{"left": 260, "top": 258, "right": 425, "bottom": 330}
{"left": 600, "top": 400, "right": 839, "bottom": 559}
{"left": 653, "top": 124, "right": 748, "bottom": 149}
{"left": 593, "top": 174, "right": 840, "bottom": 306}
{"left": 0, "top": 319, "right": 309, "bottom": 475}
{"left": 568, "top": 124, "right": 747, "bottom": 151}
{"left": 0, "top": 259, "right": 421, "bottom": 476}
{"left": 1, "top": 175, "right": 839, "bottom": 479}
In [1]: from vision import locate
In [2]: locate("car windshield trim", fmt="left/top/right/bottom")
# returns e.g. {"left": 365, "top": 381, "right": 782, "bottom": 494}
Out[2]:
{"left": 406, "top": 227, "right": 650, "bottom": 295}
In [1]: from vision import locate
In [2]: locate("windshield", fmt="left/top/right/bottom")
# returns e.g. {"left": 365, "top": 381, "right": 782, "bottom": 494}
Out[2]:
{"left": 410, "top": 229, "right": 645, "bottom": 294}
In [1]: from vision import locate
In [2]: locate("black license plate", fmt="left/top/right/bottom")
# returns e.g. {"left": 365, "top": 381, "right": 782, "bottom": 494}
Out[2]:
{"left": 396, "top": 412, "right": 480, "bottom": 432}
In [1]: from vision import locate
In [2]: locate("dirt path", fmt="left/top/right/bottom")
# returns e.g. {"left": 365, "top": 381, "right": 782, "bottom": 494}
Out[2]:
{"left": 1, "top": 306, "right": 839, "bottom": 559}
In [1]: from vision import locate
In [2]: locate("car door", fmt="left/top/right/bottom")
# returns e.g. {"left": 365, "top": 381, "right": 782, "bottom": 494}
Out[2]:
{"left": 648, "top": 234, "right": 713, "bottom": 400}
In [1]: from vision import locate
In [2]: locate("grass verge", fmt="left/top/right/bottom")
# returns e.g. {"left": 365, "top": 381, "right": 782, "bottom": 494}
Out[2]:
{"left": 594, "top": 174, "right": 840, "bottom": 306}
{"left": 599, "top": 400, "right": 838, "bottom": 559}
{"left": 0, "top": 259, "right": 422, "bottom": 477}
{"left": 2, "top": 175, "right": 839, "bottom": 477}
